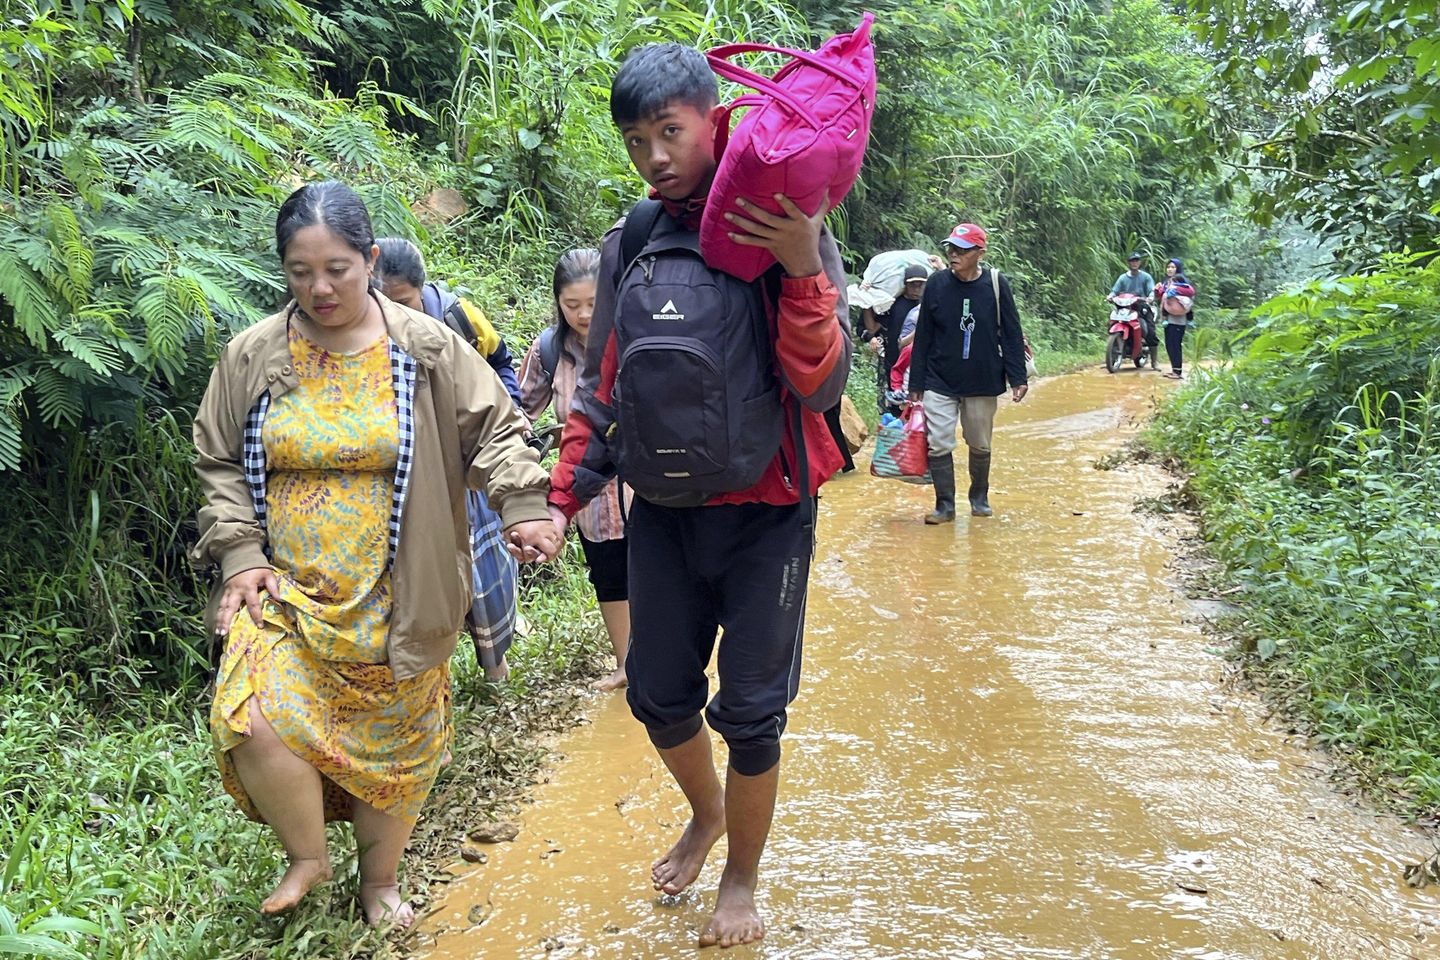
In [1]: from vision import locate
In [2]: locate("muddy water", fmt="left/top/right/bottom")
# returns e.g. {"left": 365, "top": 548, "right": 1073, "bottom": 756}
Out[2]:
{"left": 420, "top": 368, "right": 1437, "bottom": 959}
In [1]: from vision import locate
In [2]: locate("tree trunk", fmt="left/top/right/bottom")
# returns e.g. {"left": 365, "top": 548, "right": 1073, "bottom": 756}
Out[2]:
{"left": 127, "top": 19, "right": 146, "bottom": 103}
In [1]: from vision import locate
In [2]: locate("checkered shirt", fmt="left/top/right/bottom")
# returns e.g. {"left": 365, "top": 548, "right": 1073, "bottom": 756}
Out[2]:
{"left": 240, "top": 339, "right": 418, "bottom": 570}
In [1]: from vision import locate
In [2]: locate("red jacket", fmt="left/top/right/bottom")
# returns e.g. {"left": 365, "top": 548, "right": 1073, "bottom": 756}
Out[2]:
{"left": 548, "top": 198, "right": 851, "bottom": 517}
{"left": 889, "top": 343, "right": 914, "bottom": 393}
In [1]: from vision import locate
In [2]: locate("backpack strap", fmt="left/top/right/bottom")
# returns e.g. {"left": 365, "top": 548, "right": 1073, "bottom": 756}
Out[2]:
{"left": 535, "top": 326, "right": 562, "bottom": 382}
{"left": 989, "top": 266, "right": 1004, "bottom": 352}
{"left": 614, "top": 198, "right": 665, "bottom": 285}
{"left": 440, "top": 299, "right": 476, "bottom": 350}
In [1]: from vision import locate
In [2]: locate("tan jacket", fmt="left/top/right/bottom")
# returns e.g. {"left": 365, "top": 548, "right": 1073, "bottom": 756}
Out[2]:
{"left": 190, "top": 294, "right": 550, "bottom": 680}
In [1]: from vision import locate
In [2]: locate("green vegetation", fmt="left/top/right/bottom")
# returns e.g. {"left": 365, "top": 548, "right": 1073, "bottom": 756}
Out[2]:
{"left": 0, "top": 568, "right": 606, "bottom": 959}
{"left": 0, "top": 0, "right": 1420, "bottom": 954}
{"left": 1184, "top": 0, "right": 1440, "bottom": 267}
{"left": 1147, "top": 258, "right": 1440, "bottom": 810}
{"left": 1142, "top": 0, "right": 1440, "bottom": 815}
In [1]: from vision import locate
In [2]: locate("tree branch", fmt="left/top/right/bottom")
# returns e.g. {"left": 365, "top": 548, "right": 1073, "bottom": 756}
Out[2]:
{"left": 1219, "top": 159, "right": 1328, "bottom": 182}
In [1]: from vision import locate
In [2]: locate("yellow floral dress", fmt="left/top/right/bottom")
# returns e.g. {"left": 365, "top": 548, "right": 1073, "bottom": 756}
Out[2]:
{"left": 210, "top": 327, "right": 451, "bottom": 825}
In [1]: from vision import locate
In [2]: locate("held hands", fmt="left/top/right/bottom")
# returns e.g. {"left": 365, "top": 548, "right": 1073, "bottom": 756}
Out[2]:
{"left": 548, "top": 504, "right": 570, "bottom": 542}
{"left": 215, "top": 566, "right": 281, "bottom": 636}
{"left": 724, "top": 192, "right": 828, "bottom": 279}
{"left": 505, "top": 519, "right": 563, "bottom": 564}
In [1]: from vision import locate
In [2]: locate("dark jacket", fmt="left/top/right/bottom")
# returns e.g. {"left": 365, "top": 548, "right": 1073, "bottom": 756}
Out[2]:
{"left": 877, "top": 293, "right": 919, "bottom": 373}
{"left": 910, "top": 266, "right": 1027, "bottom": 397}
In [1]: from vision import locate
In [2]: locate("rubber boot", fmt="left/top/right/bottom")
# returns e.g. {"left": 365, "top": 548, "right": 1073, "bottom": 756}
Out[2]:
{"left": 924, "top": 454, "right": 956, "bottom": 524}
{"left": 968, "top": 450, "right": 993, "bottom": 517}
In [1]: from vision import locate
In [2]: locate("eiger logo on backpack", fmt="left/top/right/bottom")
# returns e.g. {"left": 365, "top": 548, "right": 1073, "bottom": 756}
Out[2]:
{"left": 610, "top": 201, "right": 785, "bottom": 508}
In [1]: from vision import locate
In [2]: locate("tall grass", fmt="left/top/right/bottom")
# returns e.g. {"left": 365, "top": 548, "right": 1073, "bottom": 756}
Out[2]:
{"left": 0, "top": 410, "right": 209, "bottom": 695}
{"left": 1148, "top": 257, "right": 1440, "bottom": 810}
{"left": 0, "top": 563, "right": 606, "bottom": 959}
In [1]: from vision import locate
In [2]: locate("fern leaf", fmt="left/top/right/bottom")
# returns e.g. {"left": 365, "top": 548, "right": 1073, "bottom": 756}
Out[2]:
{"left": 136, "top": 276, "right": 192, "bottom": 363}
{"left": 55, "top": 329, "right": 123, "bottom": 376}
{"left": 0, "top": 251, "right": 62, "bottom": 348}
{"left": 0, "top": 366, "right": 33, "bottom": 465}
{"left": 0, "top": 367, "right": 37, "bottom": 408}
{"left": 46, "top": 204, "right": 92, "bottom": 299}
{"left": 0, "top": 414, "right": 21, "bottom": 471}
{"left": 33, "top": 364, "right": 83, "bottom": 428}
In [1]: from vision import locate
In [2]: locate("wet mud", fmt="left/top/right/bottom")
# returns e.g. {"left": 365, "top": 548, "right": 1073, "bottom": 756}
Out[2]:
{"left": 418, "top": 367, "right": 1438, "bottom": 959}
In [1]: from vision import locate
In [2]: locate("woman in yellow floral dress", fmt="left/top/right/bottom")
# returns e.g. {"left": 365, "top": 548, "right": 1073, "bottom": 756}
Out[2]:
{"left": 192, "top": 181, "right": 561, "bottom": 927}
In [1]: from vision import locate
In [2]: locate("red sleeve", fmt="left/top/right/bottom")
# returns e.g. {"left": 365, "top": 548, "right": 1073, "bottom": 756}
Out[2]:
{"left": 889, "top": 345, "right": 912, "bottom": 392}
{"left": 775, "top": 272, "right": 843, "bottom": 402}
{"left": 547, "top": 227, "right": 623, "bottom": 518}
{"left": 773, "top": 228, "right": 851, "bottom": 411}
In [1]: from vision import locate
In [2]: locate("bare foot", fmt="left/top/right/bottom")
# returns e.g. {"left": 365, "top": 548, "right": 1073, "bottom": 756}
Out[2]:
{"left": 260, "top": 858, "right": 331, "bottom": 915}
{"left": 593, "top": 667, "right": 628, "bottom": 692}
{"left": 360, "top": 882, "right": 415, "bottom": 928}
{"left": 698, "top": 871, "right": 764, "bottom": 949}
{"left": 652, "top": 803, "right": 725, "bottom": 896}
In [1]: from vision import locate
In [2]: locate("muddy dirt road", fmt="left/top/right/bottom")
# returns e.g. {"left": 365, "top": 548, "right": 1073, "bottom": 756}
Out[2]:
{"left": 419, "top": 368, "right": 1437, "bottom": 959}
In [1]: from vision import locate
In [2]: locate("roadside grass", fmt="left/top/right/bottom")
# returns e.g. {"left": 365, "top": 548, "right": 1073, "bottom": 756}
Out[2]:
{"left": 1143, "top": 259, "right": 1440, "bottom": 815}
{"left": 0, "top": 552, "right": 606, "bottom": 960}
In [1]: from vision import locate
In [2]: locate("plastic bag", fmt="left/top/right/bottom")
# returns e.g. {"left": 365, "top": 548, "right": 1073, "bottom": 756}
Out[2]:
{"left": 847, "top": 249, "right": 933, "bottom": 314}
{"left": 870, "top": 404, "right": 931, "bottom": 484}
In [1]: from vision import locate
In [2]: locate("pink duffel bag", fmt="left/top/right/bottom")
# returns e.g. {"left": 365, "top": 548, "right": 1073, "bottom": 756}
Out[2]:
{"left": 700, "top": 13, "right": 876, "bottom": 281}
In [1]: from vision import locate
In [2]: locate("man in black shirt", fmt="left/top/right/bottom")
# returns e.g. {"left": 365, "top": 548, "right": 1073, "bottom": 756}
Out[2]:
{"left": 861, "top": 263, "right": 928, "bottom": 414}
{"left": 908, "top": 223, "right": 1029, "bottom": 522}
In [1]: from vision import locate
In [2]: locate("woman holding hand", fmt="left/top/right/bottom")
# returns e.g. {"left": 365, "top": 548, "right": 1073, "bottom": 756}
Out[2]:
{"left": 191, "top": 181, "right": 559, "bottom": 927}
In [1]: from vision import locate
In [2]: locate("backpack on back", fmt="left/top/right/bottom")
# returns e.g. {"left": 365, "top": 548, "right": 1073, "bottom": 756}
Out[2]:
{"left": 610, "top": 200, "right": 784, "bottom": 507}
{"left": 534, "top": 326, "right": 563, "bottom": 382}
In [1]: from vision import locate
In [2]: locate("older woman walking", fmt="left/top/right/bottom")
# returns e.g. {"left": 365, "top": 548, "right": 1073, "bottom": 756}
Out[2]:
{"left": 191, "top": 181, "right": 560, "bottom": 927}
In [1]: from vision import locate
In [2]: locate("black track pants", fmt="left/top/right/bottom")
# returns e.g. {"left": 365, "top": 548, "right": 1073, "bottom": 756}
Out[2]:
{"left": 625, "top": 497, "right": 813, "bottom": 776}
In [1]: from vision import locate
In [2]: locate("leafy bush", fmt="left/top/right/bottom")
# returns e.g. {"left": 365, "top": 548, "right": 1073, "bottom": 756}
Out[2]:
{"left": 1150, "top": 259, "right": 1440, "bottom": 808}
{"left": 0, "top": 72, "right": 426, "bottom": 471}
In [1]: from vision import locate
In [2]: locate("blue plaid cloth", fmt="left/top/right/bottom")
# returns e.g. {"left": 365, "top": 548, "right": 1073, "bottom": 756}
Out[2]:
{"left": 465, "top": 490, "right": 518, "bottom": 670}
{"left": 241, "top": 338, "right": 418, "bottom": 571}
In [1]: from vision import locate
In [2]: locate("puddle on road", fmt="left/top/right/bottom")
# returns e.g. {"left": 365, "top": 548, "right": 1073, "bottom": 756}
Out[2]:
{"left": 417, "top": 368, "right": 1437, "bottom": 959}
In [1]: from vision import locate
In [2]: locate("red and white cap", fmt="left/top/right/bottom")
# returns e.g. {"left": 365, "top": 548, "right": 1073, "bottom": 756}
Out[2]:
{"left": 942, "top": 223, "right": 987, "bottom": 250}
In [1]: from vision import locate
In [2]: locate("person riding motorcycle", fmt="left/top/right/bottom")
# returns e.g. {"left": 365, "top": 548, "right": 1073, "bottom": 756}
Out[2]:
{"left": 1110, "top": 252, "right": 1157, "bottom": 347}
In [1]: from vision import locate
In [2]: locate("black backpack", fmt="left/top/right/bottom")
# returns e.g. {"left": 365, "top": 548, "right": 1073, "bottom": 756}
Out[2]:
{"left": 610, "top": 200, "right": 787, "bottom": 507}
{"left": 534, "top": 325, "right": 563, "bottom": 382}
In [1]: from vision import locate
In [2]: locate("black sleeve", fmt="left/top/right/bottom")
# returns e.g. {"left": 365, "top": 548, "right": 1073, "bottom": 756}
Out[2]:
{"left": 909, "top": 286, "right": 935, "bottom": 395}
{"left": 486, "top": 336, "right": 523, "bottom": 409}
{"left": 997, "top": 275, "right": 1027, "bottom": 387}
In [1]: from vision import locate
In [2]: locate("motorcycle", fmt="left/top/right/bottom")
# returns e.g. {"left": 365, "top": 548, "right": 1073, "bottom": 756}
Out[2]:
{"left": 1105, "top": 293, "right": 1158, "bottom": 373}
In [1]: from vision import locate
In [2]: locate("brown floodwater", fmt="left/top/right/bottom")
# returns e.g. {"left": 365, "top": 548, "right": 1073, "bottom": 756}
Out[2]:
{"left": 418, "top": 367, "right": 1438, "bottom": 959}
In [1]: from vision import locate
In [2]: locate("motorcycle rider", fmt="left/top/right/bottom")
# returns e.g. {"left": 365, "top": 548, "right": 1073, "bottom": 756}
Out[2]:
{"left": 1110, "top": 252, "right": 1156, "bottom": 349}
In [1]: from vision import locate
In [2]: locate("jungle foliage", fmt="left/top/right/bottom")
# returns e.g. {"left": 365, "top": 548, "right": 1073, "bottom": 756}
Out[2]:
{"left": 0, "top": 0, "right": 1422, "bottom": 954}
{"left": 1149, "top": 257, "right": 1440, "bottom": 809}
{"left": 1184, "top": 0, "right": 1440, "bottom": 267}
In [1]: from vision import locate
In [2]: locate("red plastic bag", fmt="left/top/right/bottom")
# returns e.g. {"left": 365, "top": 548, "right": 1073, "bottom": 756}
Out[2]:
{"left": 892, "top": 405, "right": 930, "bottom": 477}
{"left": 871, "top": 404, "right": 931, "bottom": 483}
